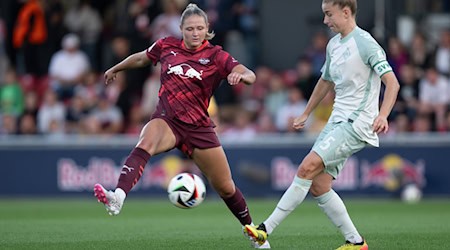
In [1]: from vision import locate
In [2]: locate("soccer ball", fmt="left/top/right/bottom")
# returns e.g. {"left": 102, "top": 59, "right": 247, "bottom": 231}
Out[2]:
{"left": 401, "top": 184, "right": 422, "bottom": 203}
{"left": 167, "top": 173, "right": 206, "bottom": 208}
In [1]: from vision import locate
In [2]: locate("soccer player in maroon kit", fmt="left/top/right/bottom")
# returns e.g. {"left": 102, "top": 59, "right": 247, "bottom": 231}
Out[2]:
{"left": 93, "top": 3, "right": 270, "bottom": 249}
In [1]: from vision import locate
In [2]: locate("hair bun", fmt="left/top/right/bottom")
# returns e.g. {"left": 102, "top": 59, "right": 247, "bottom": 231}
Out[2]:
{"left": 186, "top": 3, "right": 198, "bottom": 9}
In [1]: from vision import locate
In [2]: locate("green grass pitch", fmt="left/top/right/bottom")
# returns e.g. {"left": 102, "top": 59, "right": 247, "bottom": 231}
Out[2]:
{"left": 1, "top": 197, "right": 449, "bottom": 249}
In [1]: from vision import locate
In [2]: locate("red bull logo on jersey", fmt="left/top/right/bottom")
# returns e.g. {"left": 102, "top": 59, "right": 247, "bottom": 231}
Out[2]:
{"left": 361, "top": 154, "right": 426, "bottom": 191}
{"left": 167, "top": 63, "right": 203, "bottom": 80}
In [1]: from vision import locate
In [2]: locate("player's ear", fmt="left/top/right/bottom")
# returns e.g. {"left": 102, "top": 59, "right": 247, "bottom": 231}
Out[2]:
{"left": 343, "top": 6, "right": 351, "bottom": 19}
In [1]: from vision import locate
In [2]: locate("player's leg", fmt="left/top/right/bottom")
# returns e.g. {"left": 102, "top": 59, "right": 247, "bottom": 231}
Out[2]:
{"left": 191, "top": 146, "right": 252, "bottom": 225}
{"left": 257, "top": 151, "right": 323, "bottom": 235}
{"left": 311, "top": 173, "right": 365, "bottom": 246}
{"left": 191, "top": 147, "right": 271, "bottom": 249}
{"left": 117, "top": 118, "right": 176, "bottom": 193}
{"left": 245, "top": 123, "right": 332, "bottom": 242}
{"left": 310, "top": 122, "right": 368, "bottom": 249}
{"left": 94, "top": 118, "right": 176, "bottom": 215}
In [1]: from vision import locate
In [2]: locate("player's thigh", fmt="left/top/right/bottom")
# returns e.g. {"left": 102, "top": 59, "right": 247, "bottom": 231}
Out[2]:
{"left": 312, "top": 122, "right": 366, "bottom": 178}
{"left": 191, "top": 146, "right": 235, "bottom": 197}
{"left": 136, "top": 118, "right": 176, "bottom": 155}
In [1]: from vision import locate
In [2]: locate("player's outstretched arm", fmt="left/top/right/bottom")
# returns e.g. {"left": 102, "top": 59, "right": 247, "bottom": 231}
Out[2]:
{"left": 104, "top": 50, "right": 151, "bottom": 85}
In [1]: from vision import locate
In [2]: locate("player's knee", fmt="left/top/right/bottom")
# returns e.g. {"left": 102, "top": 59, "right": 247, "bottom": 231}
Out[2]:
{"left": 310, "top": 182, "right": 330, "bottom": 197}
{"left": 136, "top": 139, "right": 157, "bottom": 155}
{"left": 298, "top": 162, "right": 321, "bottom": 179}
{"left": 213, "top": 181, "right": 235, "bottom": 198}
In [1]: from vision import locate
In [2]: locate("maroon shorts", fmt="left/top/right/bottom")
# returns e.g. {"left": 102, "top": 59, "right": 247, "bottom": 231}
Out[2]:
{"left": 151, "top": 114, "right": 221, "bottom": 157}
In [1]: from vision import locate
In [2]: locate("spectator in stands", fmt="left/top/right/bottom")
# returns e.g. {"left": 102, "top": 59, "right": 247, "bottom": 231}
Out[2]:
{"left": 22, "top": 91, "right": 39, "bottom": 119}
{"left": 295, "top": 56, "right": 318, "bottom": 101}
{"left": 17, "top": 113, "right": 38, "bottom": 135}
{"left": 222, "top": 109, "right": 257, "bottom": 141}
{"left": 387, "top": 36, "right": 409, "bottom": 75}
{"left": 304, "top": 31, "right": 328, "bottom": 77}
{"left": 12, "top": 0, "right": 47, "bottom": 76}
{"left": 243, "top": 65, "right": 272, "bottom": 103}
{"left": 123, "top": 104, "right": 144, "bottom": 135}
{"left": 149, "top": 0, "right": 185, "bottom": 42}
{"left": 264, "top": 73, "right": 288, "bottom": 121}
{"left": 74, "top": 71, "right": 103, "bottom": 111}
{"left": 65, "top": 95, "right": 88, "bottom": 134}
{"left": 64, "top": 0, "right": 102, "bottom": 70}
{"left": 408, "top": 32, "right": 432, "bottom": 78}
{"left": 275, "top": 87, "right": 307, "bottom": 133}
{"left": 418, "top": 66, "right": 448, "bottom": 131}
{"left": 395, "top": 63, "right": 420, "bottom": 120}
{"left": 0, "top": 67, "right": 24, "bottom": 117}
{"left": 37, "top": 89, "right": 66, "bottom": 134}
{"left": 48, "top": 33, "right": 90, "bottom": 102}
{"left": 0, "top": 114, "right": 17, "bottom": 135}
{"left": 434, "top": 29, "right": 450, "bottom": 78}
{"left": 388, "top": 113, "right": 411, "bottom": 135}
{"left": 413, "top": 113, "right": 432, "bottom": 133}
{"left": 255, "top": 111, "right": 277, "bottom": 133}
{"left": 82, "top": 93, "right": 123, "bottom": 135}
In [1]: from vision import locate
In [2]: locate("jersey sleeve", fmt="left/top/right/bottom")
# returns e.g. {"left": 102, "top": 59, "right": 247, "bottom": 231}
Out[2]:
{"left": 214, "top": 49, "right": 240, "bottom": 78}
{"left": 145, "top": 38, "right": 164, "bottom": 65}
{"left": 361, "top": 37, "right": 393, "bottom": 77}
{"left": 321, "top": 42, "right": 332, "bottom": 81}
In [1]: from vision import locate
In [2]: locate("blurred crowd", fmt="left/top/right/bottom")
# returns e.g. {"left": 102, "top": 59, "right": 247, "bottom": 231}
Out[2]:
{"left": 0, "top": 0, "right": 449, "bottom": 139}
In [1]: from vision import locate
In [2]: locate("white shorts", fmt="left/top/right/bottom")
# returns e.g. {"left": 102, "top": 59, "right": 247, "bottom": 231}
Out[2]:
{"left": 312, "top": 121, "right": 367, "bottom": 178}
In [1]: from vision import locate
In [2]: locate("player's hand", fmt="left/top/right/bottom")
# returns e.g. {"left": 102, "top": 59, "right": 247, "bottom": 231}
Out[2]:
{"left": 227, "top": 72, "right": 243, "bottom": 85}
{"left": 373, "top": 115, "right": 389, "bottom": 134}
{"left": 293, "top": 113, "right": 309, "bottom": 130}
{"left": 104, "top": 69, "right": 117, "bottom": 85}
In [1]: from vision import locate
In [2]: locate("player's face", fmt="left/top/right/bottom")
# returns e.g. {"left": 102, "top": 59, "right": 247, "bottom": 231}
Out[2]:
{"left": 322, "top": 2, "right": 348, "bottom": 34}
{"left": 181, "top": 15, "right": 208, "bottom": 50}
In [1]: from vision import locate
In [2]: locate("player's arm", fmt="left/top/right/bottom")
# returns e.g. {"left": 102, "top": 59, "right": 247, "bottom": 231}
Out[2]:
{"left": 373, "top": 71, "right": 400, "bottom": 134}
{"left": 104, "top": 50, "right": 151, "bottom": 85}
{"left": 228, "top": 64, "right": 256, "bottom": 85}
{"left": 293, "top": 77, "right": 334, "bottom": 130}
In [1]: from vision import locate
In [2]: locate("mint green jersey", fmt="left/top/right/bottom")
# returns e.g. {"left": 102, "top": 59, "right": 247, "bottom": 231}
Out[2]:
{"left": 321, "top": 26, "right": 393, "bottom": 147}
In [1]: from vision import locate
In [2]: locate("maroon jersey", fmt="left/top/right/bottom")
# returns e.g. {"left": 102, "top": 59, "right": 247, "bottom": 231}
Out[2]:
{"left": 146, "top": 37, "right": 240, "bottom": 127}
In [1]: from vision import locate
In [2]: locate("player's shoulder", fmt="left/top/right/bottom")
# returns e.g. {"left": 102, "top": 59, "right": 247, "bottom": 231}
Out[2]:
{"left": 158, "top": 36, "right": 182, "bottom": 46}
{"left": 202, "top": 41, "right": 223, "bottom": 54}
{"left": 327, "top": 34, "right": 341, "bottom": 49}
{"left": 329, "top": 33, "right": 341, "bottom": 44}
{"left": 353, "top": 27, "right": 379, "bottom": 46}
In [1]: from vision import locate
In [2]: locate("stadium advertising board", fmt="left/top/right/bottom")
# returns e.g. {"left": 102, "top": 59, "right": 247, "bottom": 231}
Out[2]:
{"left": 0, "top": 142, "right": 445, "bottom": 198}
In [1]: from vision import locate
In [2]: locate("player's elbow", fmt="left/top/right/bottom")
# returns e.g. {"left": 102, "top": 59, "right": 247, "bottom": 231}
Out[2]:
{"left": 383, "top": 73, "right": 400, "bottom": 92}
{"left": 245, "top": 72, "right": 256, "bottom": 85}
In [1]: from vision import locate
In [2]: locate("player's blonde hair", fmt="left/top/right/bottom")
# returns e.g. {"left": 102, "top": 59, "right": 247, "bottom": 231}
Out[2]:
{"left": 322, "top": 0, "right": 357, "bottom": 16}
{"left": 180, "top": 3, "right": 215, "bottom": 40}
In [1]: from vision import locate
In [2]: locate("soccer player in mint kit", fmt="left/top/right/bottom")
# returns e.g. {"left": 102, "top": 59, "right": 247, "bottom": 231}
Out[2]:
{"left": 94, "top": 4, "right": 270, "bottom": 248}
{"left": 244, "top": 0, "right": 399, "bottom": 249}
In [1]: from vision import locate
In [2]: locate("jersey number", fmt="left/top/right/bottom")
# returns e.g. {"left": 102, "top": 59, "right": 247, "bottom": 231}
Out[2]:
{"left": 320, "top": 136, "right": 336, "bottom": 150}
